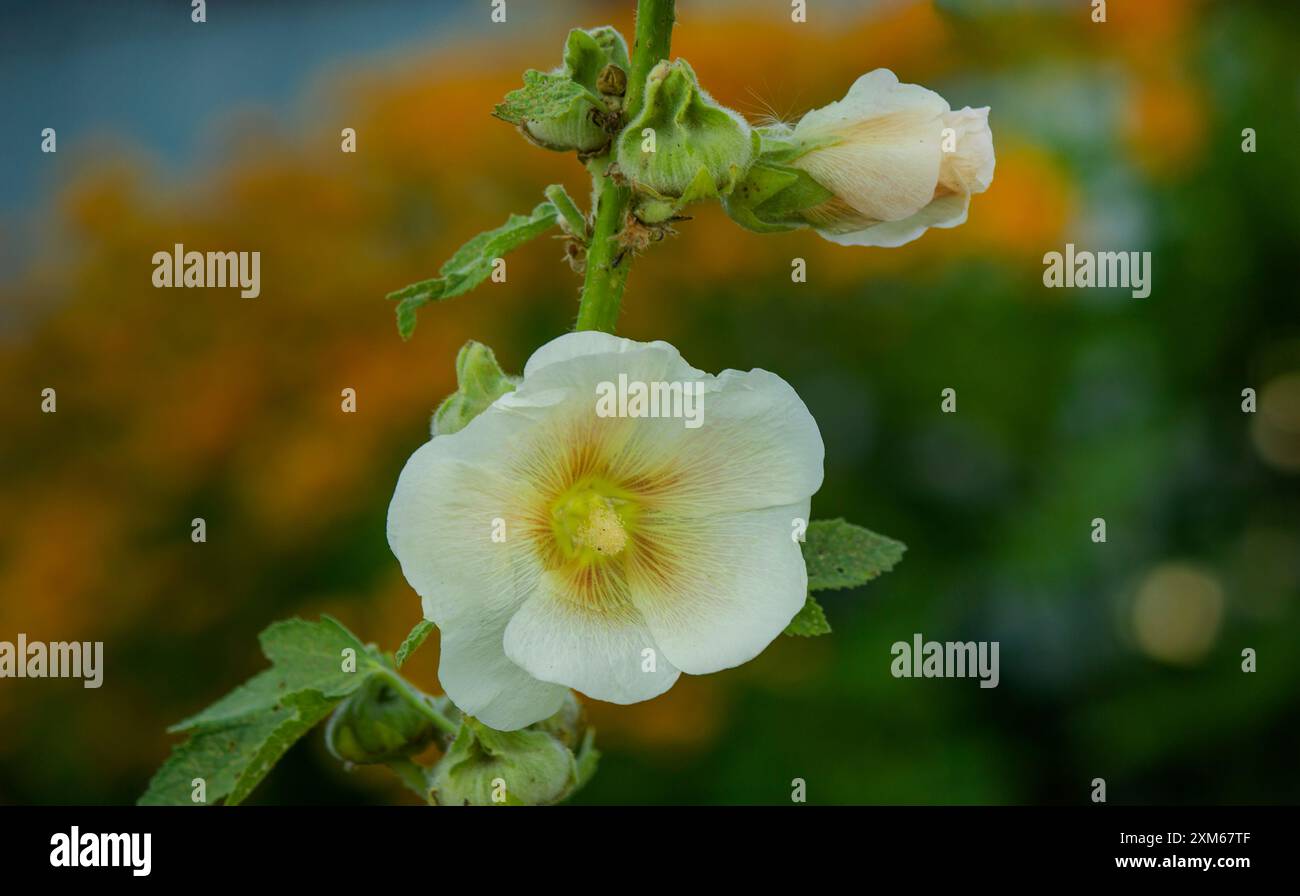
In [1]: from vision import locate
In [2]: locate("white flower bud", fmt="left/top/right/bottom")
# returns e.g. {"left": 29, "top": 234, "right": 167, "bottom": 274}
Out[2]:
{"left": 788, "top": 69, "right": 995, "bottom": 247}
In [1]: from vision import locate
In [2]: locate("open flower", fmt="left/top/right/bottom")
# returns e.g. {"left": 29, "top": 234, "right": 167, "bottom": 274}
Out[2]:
{"left": 788, "top": 68, "right": 995, "bottom": 247}
{"left": 387, "top": 332, "right": 824, "bottom": 730}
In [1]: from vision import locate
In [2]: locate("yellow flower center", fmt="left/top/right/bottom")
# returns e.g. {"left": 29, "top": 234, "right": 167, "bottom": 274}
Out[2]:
{"left": 550, "top": 476, "right": 637, "bottom": 564}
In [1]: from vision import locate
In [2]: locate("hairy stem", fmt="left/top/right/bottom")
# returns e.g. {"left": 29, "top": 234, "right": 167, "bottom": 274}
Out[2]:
{"left": 574, "top": 0, "right": 676, "bottom": 333}
{"left": 625, "top": 0, "right": 676, "bottom": 117}
{"left": 377, "top": 667, "right": 460, "bottom": 737}
{"left": 544, "top": 183, "right": 590, "bottom": 242}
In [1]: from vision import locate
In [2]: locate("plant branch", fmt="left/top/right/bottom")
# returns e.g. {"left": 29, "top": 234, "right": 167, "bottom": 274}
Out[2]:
{"left": 574, "top": 0, "right": 676, "bottom": 333}
{"left": 625, "top": 0, "right": 676, "bottom": 118}
{"left": 377, "top": 667, "right": 460, "bottom": 737}
{"left": 544, "top": 183, "right": 590, "bottom": 242}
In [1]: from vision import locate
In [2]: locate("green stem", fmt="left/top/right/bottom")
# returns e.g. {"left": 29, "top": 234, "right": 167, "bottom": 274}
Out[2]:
{"left": 625, "top": 0, "right": 676, "bottom": 117}
{"left": 378, "top": 667, "right": 460, "bottom": 737}
{"left": 574, "top": 0, "right": 676, "bottom": 333}
{"left": 544, "top": 183, "right": 590, "bottom": 242}
{"left": 575, "top": 170, "right": 632, "bottom": 332}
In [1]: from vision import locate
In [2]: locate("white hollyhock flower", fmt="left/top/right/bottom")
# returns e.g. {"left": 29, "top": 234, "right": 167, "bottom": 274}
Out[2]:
{"left": 790, "top": 68, "right": 995, "bottom": 248}
{"left": 387, "top": 332, "right": 824, "bottom": 730}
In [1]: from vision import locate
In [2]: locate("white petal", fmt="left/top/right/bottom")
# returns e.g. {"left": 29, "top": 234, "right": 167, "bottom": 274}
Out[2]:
{"left": 437, "top": 599, "right": 569, "bottom": 730}
{"left": 820, "top": 190, "right": 969, "bottom": 248}
{"left": 527, "top": 362, "right": 824, "bottom": 518}
{"left": 503, "top": 572, "right": 681, "bottom": 704}
{"left": 796, "top": 69, "right": 949, "bottom": 135}
{"left": 386, "top": 421, "right": 567, "bottom": 730}
{"left": 793, "top": 68, "right": 948, "bottom": 222}
{"left": 618, "top": 366, "right": 825, "bottom": 516}
{"left": 940, "top": 107, "right": 995, "bottom": 194}
{"left": 628, "top": 500, "right": 811, "bottom": 675}
{"left": 523, "top": 330, "right": 702, "bottom": 380}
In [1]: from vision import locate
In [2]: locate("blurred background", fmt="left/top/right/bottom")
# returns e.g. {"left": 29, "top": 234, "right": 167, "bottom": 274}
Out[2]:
{"left": 1, "top": 0, "right": 1298, "bottom": 805}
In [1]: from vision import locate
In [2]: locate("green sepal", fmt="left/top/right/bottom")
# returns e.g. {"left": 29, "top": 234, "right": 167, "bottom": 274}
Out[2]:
{"left": 753, "top": 127, "right": 840, "bottom": 165}
{"left": 429, "top": 718, "right": 578, "bottom": 807}
{"left": 616, "top": 59, "right": 753, "bottom": 222}
{"left": 562, "top": 26, "right": 630, "bottom": 91}
{"left": 723, "top": 161, "right": 834, "bottom": 234}
{"left": 431, "top": 340, "right": 519, "bottom": 436}
{"left": 493, "top": 70, "right": 599, "bottom": 130}
{"left": 324, "top": 674, "right": 443, "bottom": 765}
{"left": 722, "top": 129, "right": 841, "bottom": 233}
{"left": 494, "top": 27, "right": 629, "bottom": 154}
{"left": 574, "top": 727, "right": 601, "bottom": 790}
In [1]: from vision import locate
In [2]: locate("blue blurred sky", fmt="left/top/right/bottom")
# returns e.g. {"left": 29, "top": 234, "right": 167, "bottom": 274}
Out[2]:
{"left": 0, "top": 0, "right": 561, "bottom": 212}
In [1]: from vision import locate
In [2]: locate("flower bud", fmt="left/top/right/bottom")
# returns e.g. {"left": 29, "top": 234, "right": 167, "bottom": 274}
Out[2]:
{"left": 615, "top": 59, "right": 755, "bottom": 224}
{"left": 503, "top": 27, "right": 630, "bottom": 154}
{"left": 325, "top": 676, "right": 445, "bottom": 765}
{"left": 735, "top": 68, "right": 994, "bottom": 247}
{"left": 429, "top": 718, "right": 577, "bottom": 806}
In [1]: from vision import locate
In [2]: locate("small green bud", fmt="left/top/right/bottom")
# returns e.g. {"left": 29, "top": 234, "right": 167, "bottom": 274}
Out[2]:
{"left": 432, "top": 340, "right": 518, "bottom": 437}
{"left": 495, "top": 27, "right": 630, "bottom": 154}
{"left": 429, "top": 718, "right": 577, "bottom": 806}
{"left": 324, "top": 676, "right": 444, "bottom": 765}
{"left": 428, "top": 694, "right": 599, "bottom": 806}
{"left": 722, "top": 127, "right": 837, "bottom": 233}
{"left": 615, "top": 59, "right": 754, "bottom": 224}
{"left": 571, "top": 26, "right": 631, "bottom": 83}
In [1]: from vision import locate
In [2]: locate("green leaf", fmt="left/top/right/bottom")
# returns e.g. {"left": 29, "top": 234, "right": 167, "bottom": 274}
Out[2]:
{"left": 802, "top": 519, "right": 906, "bottom": 592}
{"left": 395, "top": 620, "right": 435, "bottom": 669}
{"left": 387, "top": 201, "right": 559, "bottom": 339}
{"left": 227, "top": 691, "right": 336, "bottom": 805}
{"left": 139, "top": 690, "right": 335, "bottom": 806}
{"left": 784, "top": 594, "right": 832, "bottom": 637}
{"left": 141, "top": 616, "right": 386, "bottom": 806}
{"left": 170, "top": 616, "right": 381, "bottom": 732}
{"left": 493, "top": 70, "right": 597, "bottom": 126}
